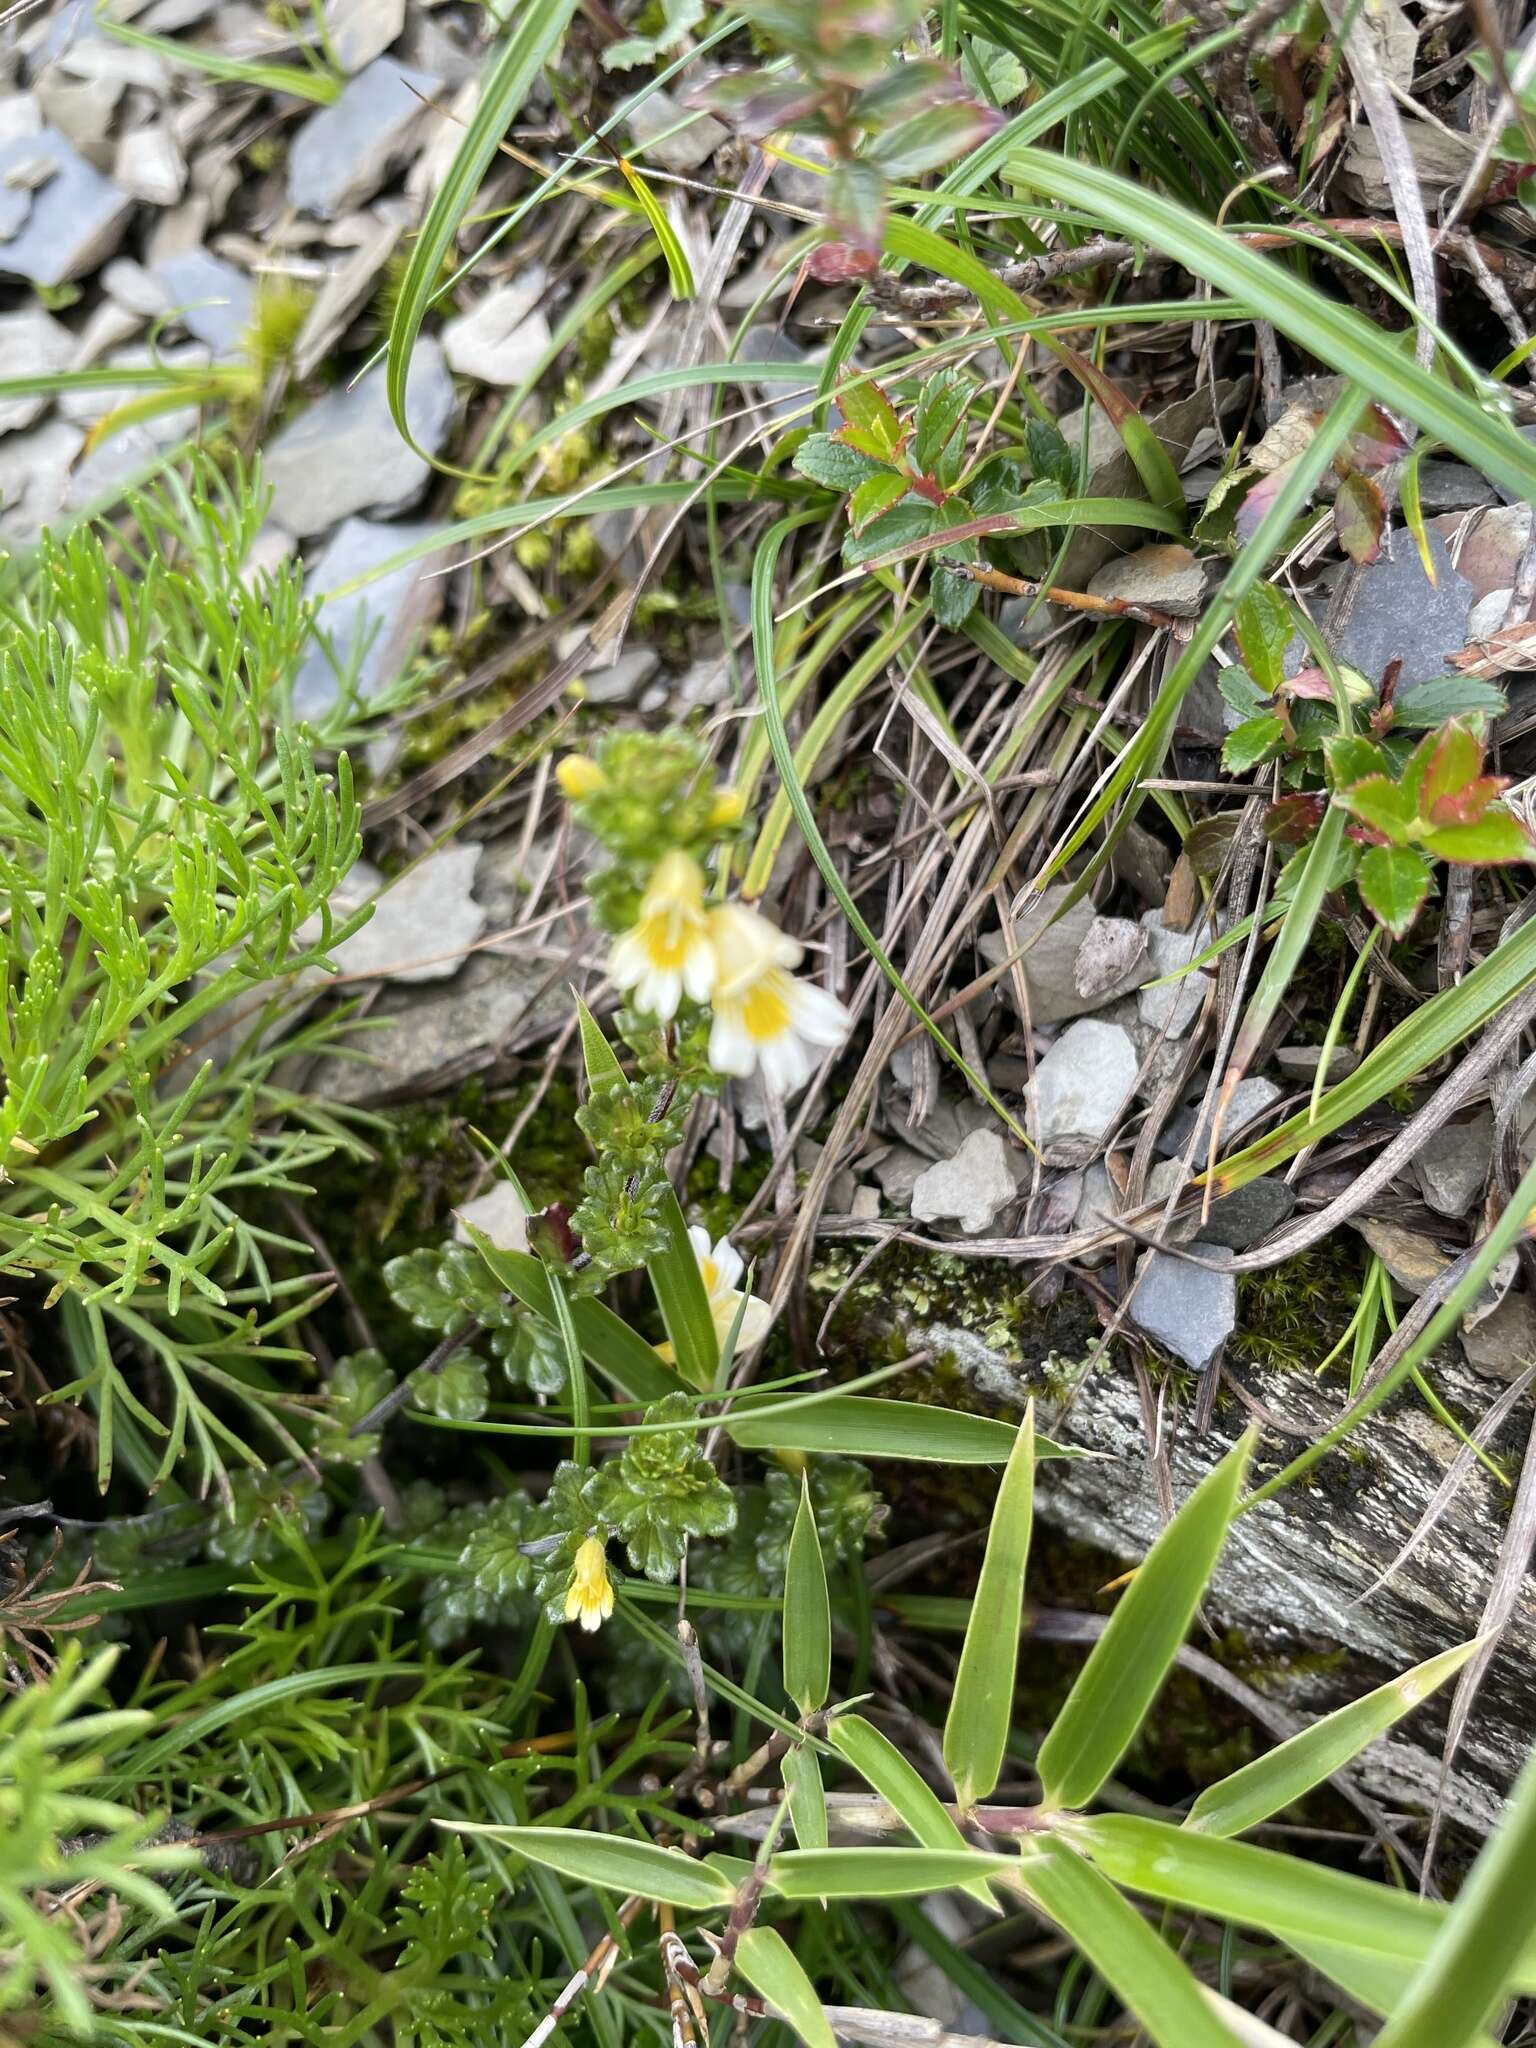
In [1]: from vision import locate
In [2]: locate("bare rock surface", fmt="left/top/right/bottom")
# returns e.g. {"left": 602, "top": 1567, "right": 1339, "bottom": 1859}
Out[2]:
{"left": 263, "top": 338, "right": 454, "bottom": 536}
{"left": 910, "top": 1130, "right": 1021, "bottom": 1236}
{"left": 287, "top": 60, "right": 439, "bottom": 218}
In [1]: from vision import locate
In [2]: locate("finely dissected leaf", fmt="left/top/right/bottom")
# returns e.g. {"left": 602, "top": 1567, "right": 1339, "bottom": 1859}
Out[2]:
{"left": 725, "top": 1394, "right": 1076, "bottom": 1463}
{"left": 1185, "top": 1640, "right": 1480, "bottom": 1837}
{"left": 1070, "top": 1815, "right": 1446, "bottom": 1964}
{"left": 783, "top": 1743, "right": 828, "bottom": 1852}
{"left": 943, "top": 1404, "right": 1035, "bottom": 1812}
{"left": 1369, "top": 1743, "right": 1536, "bottom": 2048}
{"left": 830, "top": 1714, "right": 997, "bottom": 1911}
{"left": 784, "top": 1474, "right": 831, "bottom": 1716}
{"left": 386, "top": 0, "right": 580, "bottom": 454}
{"left": 1036, "top": 1433, "right": 1253, "bottom": 1812}
{"left": 645, "top": 1187, "right": 719, "bottom": 1392}
{"left": 1356, "top": 844, "right": 1432, "bottom": 938}
{"left": 446, "top": 1825, "right": 734, "bottom": 1908}
{"left": 767, "top": 1848, "right": 1015, "bottom": 1900}
{"left": 1019, "top": 1848, "right": 1244, "bottom": 2048}
{"left": 736, "top": 1927, "right": 837, "bottom": 2048}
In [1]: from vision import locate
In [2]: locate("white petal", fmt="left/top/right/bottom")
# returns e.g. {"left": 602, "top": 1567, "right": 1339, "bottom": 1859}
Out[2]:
{"left": 609, "top": 929, "right": 649, "bottom": 991}
{"left": 758, "top": 1029, "right": 811, "bottom": 1096}
{"left": 734, "top": 1294, "right": 772, "bottom": 1348}
{"left": 787, "top": 978, "right": 851, "bottom": 1047}
{"left": 709, "top": 1010, "right": 758, "bottom": 1078}
{"left": 682, "top": 937, "right": 717, "bottom": 1003}
{"left": 688, "top": 1224, "right": 713, "bottom": 1262}
{"left": 635, "top": 965, "right": 682, "bottom": 1020}
{"left": 710, "top": 1236, "right": 744, "bottom": 1291}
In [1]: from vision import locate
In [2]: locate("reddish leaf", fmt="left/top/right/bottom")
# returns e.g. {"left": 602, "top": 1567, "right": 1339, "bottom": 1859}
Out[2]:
{"left": 1427, "top": 774, "right": 1510, "bottom": 828}
{"left": 1333, "top": 471, "right": 1385, "bottom": 564}
{"left": 809, "top": 241, "right": 880, "bottom": 283}
{"left": 1234, "top": 456, "right": 1301, "bottom": 542}
{"left": 1420, "top": 811, "right": 1536, "bottom": 865}
{"left": 1280, "top": 666, "right": 1334, "bottom": 700}
{"left": 1412, "top": 719, "right": 1485, "bottom": 818}
{"left": 837, "top": 368, "right": 903, "bottom": 456}
{"left": 1264, "top": 793, "right": 1326, "bottom": 845}
{"left": 1342, "top": 404, "right": 1411, "bottom": 473}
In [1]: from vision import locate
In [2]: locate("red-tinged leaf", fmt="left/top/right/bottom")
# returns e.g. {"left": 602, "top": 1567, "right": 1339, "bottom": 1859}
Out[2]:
{"left": 1342, "top": 403, "right": 1412, "bottom": 472}
{"left": 1265, "top": 793, "right": 1326, "bottom": 845}
{"left": 837, "top": 367, "right": 903, "bottom": 458}
{"left": 695, "top": 72, "right": 824, "bottom": 137}
{"left": 1413, "top": 719, "right": 1484, "bottom": 817}
{"left": 1345, "top": 822, "right": 1394, "bottom": 848}
{"left": 1356, "top": 843, "right": 1431, "bottom": 937}
{"left": 1336, "top": 773, "right": 1417, "bottom": 844}
{"left": 1420, "top": 810, "right": 1536, "bottom": 865}
{"left": 1427, "top": 774, "right": 1510, "bottom": 828}
{"left": 1234, "top": 456, "right": 1302, "bottom": 542}
{"left": 834, "top": 419, "right": 907, "bottom": 461}
{"left": 825, "top": 157, "right": 885, "bottom": 261}
{"left": 1334, "top": 470, "right": 1385, "bottom": 564}
{"left": 1281, "top": 666, "right": 1334, "bottom": 700}
{"left": 808, "top": 241, "right": 880, "bottom": 283}
{"left": 847, "top": 470, "right": 909, "bottom": 535}
{"left": 1326, "top": 733, "right": 1392, "bottom": 788}
{"left": 864, "top": 99, "right": 1004, "bottom": 180}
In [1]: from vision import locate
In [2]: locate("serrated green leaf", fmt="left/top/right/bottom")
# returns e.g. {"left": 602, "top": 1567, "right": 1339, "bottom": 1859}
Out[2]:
{"left": 1326, "top": 734, "right": 1392, "bottom": 788}
{"left": 1357, "top": 844, "right": 1432, "bottom": 937}
{"left": 1025, "top": 416, "right": 1075, "bottom": 491}
{"left": 842, "top": 500, "right": 937, "bottom": 567}
{"left": 784, "top": 1473, "right": 831, "bottom": 1716}
{"left": 1391, "top": 676, "right": 1509, "bottom": 728}
{"left": 1220, "top": 714, "right": 1285, "bottom": 774}
{"left": 1185, "top": 1640, "right": 1480, "bottom": 1838}
{"left": 837, "top": 369, "right": 902, "bottom": 456}
{"left": 736, "top": 1927, "right": 836, "bottom": 2048}
{"left": 767, "top": 1848, "right": 1014, "bottom": 1900}
{"left": 848, "top": 471, "right": 909, "bottom": 534}
{"left": 444, "top": 1825, "right": 735, "bottom": 1908}
{"left": 1019, "top": 1848, "right": 1245, "bottom": 2048}
{"left": 783, "top": 1743, "right": 827, "bottom": 1852}
{"left": 725, "top": 1394, "right": 1077, "bottom": 1464}
{"left": 1233, "top": 586, "right": 1294, "bottom": 694}
{"left": 1420, "top": 811, "right": 1535, "bottom": 864}
{"left": 943, "top": 1403, "right": 1034, "bottom": 1812}
{"left": 911, "top": 371, "right": 973, "bottom": 477}
{"left": 829, "top": 1714, "right": 995, "bottom": 1910}
{"left": 1336, "top": 774, "right": 1417, "bottom": 843}
{"left": 794, "top": 434, "right": 885, "bottom": 493}
{"left": 1036, "top": 1433, "right": 1252, "bottom": 1812}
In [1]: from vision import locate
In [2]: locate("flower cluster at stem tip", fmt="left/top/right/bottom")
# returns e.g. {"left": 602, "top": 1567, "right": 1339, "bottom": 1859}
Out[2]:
{"left": 558, "top": 735, "right": 852, "bottom": 1094}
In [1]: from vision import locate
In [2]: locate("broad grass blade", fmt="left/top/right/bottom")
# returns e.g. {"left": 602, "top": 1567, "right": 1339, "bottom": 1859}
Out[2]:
{"left": 466, "top": 1227, "right": 678, "bottom": 1403}
{"left": 1185, "top": 1640, "right": 1480, "bottom": 1837}
{"left": 444, "top": 1824, "right": 733, "bottom": 1909}
{"left": 767, "top": 1848, "right": 1014, "bottom": 1899}
{"left": 943, "top": 1404, "right": 1034, "bottom": 1812}
{"left": 736, "top": 1927, "right": 836, "bottom": 2048}
{"left": 647, "top": 1186, "right": 719, "bottom": 1393}
{"left": 1036, "top": 1433, "right": 1252, "bottom": 1811}
{"left": 1018, "top": 1848, "right": 1243, "bottom": 2048}
{"left": 784, "top": 1474, "right": 831, "bottom": 1717}
{"left": 783, "top": 1743, "right": 827, "bottom": 1852}
{"left": 829, "top": 1713, "right": 996, "bottom": 1912}
{"left": 726, "top": 1394, "right": 1076, "bottom": 1464}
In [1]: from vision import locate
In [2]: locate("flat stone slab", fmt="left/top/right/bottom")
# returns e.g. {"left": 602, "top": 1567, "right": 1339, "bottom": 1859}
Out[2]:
{"left": 329, "top": 845, "right": 485, "bottom": 985}
{"left": 1131, "top": 1248, "right": 1236, "bottom": 1371}
{"left": 263, "top": 337, "right": 454, "bottom": 537}
{"left": 910, "top": 1129, "right": 1021, "bottom": 1235}
{"left": 290, "top": 515, "right": 451, "bottom": 718}
{"left": 287, "top": 59, "right": 438, "bottom": 218}
{"left": 153, "top": 245, "right": 254, "bottom": 353}
{"left": 0, "top": 127, "right": 134, "bottom": 284}
{"left": 1027, "top": 1017, "right": 1138, "bottom": 1150}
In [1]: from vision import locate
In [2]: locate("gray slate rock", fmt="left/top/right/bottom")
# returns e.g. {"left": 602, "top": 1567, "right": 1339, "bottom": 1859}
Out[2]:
{"left": 1414, "top": 1111, "right": 1493, "bottom": 1220}
{"left": 1196, "top": 1175, "right": 1296, "bottom": 1252}
{"left": 153, "top": 245, "right": 253, "bottom": 353}
{"left": 331, "top": 846, "right": 485, "bottom": 984}
{"left": 0, "top": 418, "right": 84, "bottom": 543}
{"left": 291, "top": 516, "right": 451, "bottom": 718}
{"left": 1131, "top": 1248, "right": 1236, "bottom": 1371}
{"left": 0, "top": 128, "right": 134, "bottom": 284}
{"left": 1137, "top": 907, "right": 1211, "bottom": 1039}
{"left": 0, "top": 308, "right": 75, "bottom": 433}
{"left": 910, "top": 1129, "right": 1021, "bottom": 1236}
{"left": 287, "top": 59, "right": 438, "bottom": 218}
{"left": 1027, "top": 1017, "right": 1137, "bottom": 1150}
{"left": 263, "top": 338, "right": 454, "bottom": 536}
{"left": 872, "top": 1143, "right": 929, "bottom": 1207}
{"left": 983, "top": 886, "right": 1146, "bottom": 1027}
{"left": 1460, "top": 1290, "right": 1536, "bottom": 1382}
{"left": 1335, "top": 529, "right": 1475, "bottom": 688}
{"left": 626, "top": 86, "right": 727, "bottom": 173}
{"left": 1159, "top": 1076, "right": 1281, "bottom": 1162}
{"left": 326, "top": 0, "right": 406, "bottom": 72}
{"left": 441, "top": 270, "right": 551, "bottom": 385}
{"left": 452, "top": 1180, "right": 529, "bottom": 1252}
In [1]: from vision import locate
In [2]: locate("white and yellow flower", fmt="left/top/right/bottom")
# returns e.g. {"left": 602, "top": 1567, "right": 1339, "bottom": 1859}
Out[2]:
{"left": 704, "top": 902, "right": 851, "bottom": 1093}
{"left": 564, "top": 1534, "right": 615, "bottom": 1632}
{"left": 608, "top": 849, "right": 716, "bottom": 1021}
{"left": 687, "top": 1224, "right": 772, "bottom": 1353}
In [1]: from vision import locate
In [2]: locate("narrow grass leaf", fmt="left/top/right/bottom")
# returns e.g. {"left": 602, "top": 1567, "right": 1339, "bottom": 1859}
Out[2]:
{"left": 646, "top": 1186, "right": 718, "bottom": 1393}
{"left": 1070, "top": 1815, "right": 1445, "bottom": 1964}
{"left": 736, "top": 1927, "right": 836, "bottom": 2048}
{"left": 767, "top": 1848, "right": 1014, "bottom": 1899}
{"left": 446, "top": 1824, "right": 733, "bottom": 1909}
{"left": 1370, "top": 1743, "right": 1536, "bottom": 2048}
{"left": 100, "top": 18, "right": 339, "bottom": 100}
{"left": 1185, "top": 1640, "right": 1480, "bottom": 1837}
{"left": 783, "top": 1743, "right": 828, "bottom": 1852}
{"left": 614, "top": 158, "right": 694, "bottom": 298}
{"left": 943, "top": 1403, "right": 1034, "bottom": 1812}
{"left": 829, "top": 1713, "right": 996, "bottom": 1911}
{"left": 1018, "top": 1848, "right": 1243, "bottom": 2048}
{"left": 784, "top": 1474, "right": 831, "bottom": 1716}
{"left": 385, "top": 0, "right": 579, "bottom": 455}
{"left": 725, "top": 1393, "right": 1076, "bottom": 1464}
{"left": 1036, "top": 1432, "right": 1252, "bottom": 1811}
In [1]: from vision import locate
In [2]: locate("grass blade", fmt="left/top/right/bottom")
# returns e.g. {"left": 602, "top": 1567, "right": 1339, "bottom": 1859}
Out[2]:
{"left": 444, "top": 1824, "right": 734, "bottom": 1909}
{"left": 943, "top": 1403, "right": 1035, "bottom": 1812}
{"left": 385, "top": 0, "right": 579, "bottom": 455}
{"left": 99, "top": 16, "right": 339, "bottom": 101}
{"left": 465, "top": 1227, "right": 679, "bottom": 1403}
{"left": 1019, "top": 1848, "right": 1243, "bottom": 2048}
{"left": 1185, "top": 1640, "right": 1480, "bottom": 1838}
{"left": 767, "top": 1848, "right": 1014, "bottom": 1899}
{"left": 829, "top": 1713, "right": 996, "bottom": 1911}
{"left": 724, "top": 1393, "right": 1077, "bottom": 1464}
{"left": 784, "top": 1474, "right": 831, "bottom": 1717}
{"left": 736, "top": 1927, "right": 836, "bottom": 2048}
{"left": 782, "top": 1743, "right": 828, "bottom": 1852}
{"left": 647, "top": 1187, "right": 719, "bottom": 1393}
{"left": 1036, "top": 1432, "right": 1252, "bottom": 1811}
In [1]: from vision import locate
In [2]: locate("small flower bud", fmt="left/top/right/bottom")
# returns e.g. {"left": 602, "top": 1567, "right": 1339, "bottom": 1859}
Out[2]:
{"left": 557, "top": 754, "right": 607, "bottom": 801}
{"left": 709, "top": 787, "right": 746, "bottom": 828}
